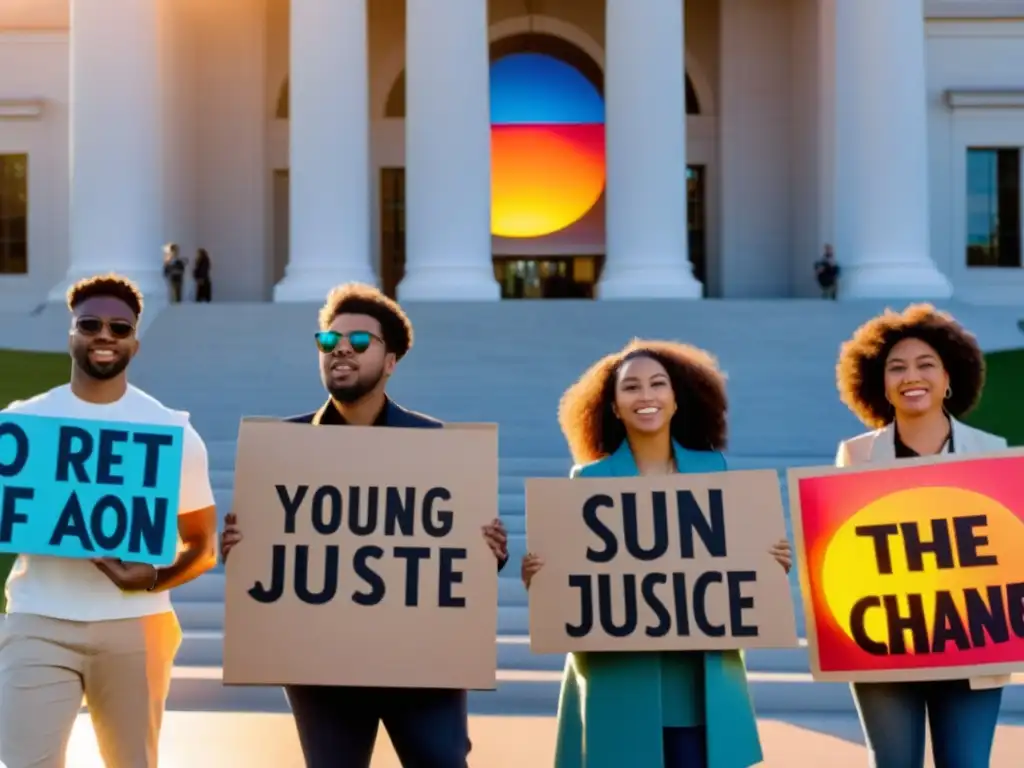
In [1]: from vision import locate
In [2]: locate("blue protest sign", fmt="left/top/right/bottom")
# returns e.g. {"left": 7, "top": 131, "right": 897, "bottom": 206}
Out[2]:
{"left": 0, "top": 412, "right": 184, "bottom": 565}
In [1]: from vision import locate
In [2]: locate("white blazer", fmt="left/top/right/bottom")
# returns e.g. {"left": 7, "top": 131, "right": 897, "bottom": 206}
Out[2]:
{"left": 835, "top": 417, "right": 1010, "bottom": 690}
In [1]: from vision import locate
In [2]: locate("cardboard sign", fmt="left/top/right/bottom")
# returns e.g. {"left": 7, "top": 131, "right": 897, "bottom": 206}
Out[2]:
{"left": 789, "top": 449, "right": 1024, "bottom": 683}
{"left": 223, "top": 419, "right": 499, "bottom": 690}
{"left": 525, "top": 469, "right": 798, "bottom": 654}
{"left": 0, "top": 413, "right": 184, "bottom": 565}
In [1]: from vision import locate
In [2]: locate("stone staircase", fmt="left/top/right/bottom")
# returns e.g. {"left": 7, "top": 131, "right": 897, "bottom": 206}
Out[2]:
{"left": 125, "top": 299, "right": 1024, "bottom": 715}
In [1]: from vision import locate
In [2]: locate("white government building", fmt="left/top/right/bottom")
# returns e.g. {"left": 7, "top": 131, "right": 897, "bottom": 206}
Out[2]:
{"left": 1, "top": 0, "right": 1023, "bottom": 309}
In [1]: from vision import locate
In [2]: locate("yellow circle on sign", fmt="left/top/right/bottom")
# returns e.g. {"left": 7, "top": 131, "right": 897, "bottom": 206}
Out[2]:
{"left": 821, "top": 486, "right": 1024, "bottom": 652}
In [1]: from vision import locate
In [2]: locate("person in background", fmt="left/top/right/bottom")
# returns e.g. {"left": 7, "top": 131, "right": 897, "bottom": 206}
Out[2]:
{"left": 815, "top": 244, "right": 839, "bottom": 299}
{"left": 219, "top": 283, "right": 509, "bottom": 768}
{"left": 835, "top": 303, "right": 1007, "bottom": 768}
{"left": 193, "top": 248, "right": 212, "bottom": 303}
{"left": 162, "top": 243, "right": 186, "bottom": 303}
{"left": 521, "top": 339, "right": 792, "bottom": 768}
{"left": 0, "top": 274, "right": 217, "bottom": 768}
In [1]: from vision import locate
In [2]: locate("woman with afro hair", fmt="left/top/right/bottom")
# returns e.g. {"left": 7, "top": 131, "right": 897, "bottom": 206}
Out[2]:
{"left": 521, "top": 339, "right": 792, "bottom": 768}
{"left": 835, "top": 303, "right": 1008, "bottom": 767}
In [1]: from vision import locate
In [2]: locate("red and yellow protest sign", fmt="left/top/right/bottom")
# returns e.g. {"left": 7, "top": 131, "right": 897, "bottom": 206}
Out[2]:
{"left": 789, "top": 450, "right": 1024, "bottom": 683}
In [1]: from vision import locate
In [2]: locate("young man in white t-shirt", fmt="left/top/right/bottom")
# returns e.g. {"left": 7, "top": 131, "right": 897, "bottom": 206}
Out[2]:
{"left": 0, "top": 274, "right": 217, "bottom": 768}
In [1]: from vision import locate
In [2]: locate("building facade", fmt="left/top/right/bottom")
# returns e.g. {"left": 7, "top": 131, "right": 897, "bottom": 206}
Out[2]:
{"left": 1, "top": 0, "right": 1024, "bottom": 309}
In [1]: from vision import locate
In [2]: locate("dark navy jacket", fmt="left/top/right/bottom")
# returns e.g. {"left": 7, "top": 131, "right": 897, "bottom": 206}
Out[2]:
{"left": 288, "top": 396, "right": 507, "bottom": 572}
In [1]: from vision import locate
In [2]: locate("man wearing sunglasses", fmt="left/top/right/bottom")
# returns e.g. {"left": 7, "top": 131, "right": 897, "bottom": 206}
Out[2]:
{"left": 0, "top": 274, "right": 218, "bottom": 768}
{"left": 220, "top": 282, "right": 508, "bottom": 768}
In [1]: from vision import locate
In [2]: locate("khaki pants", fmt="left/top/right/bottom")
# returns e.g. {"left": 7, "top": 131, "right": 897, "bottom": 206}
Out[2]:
{"left": 0, "top": 611, "right": 182, "bottom": 768}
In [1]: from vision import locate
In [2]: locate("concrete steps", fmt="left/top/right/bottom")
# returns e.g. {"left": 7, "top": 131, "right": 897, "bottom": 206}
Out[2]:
{"left": 126, "top": 300, "right": 1024, "bottom": 716}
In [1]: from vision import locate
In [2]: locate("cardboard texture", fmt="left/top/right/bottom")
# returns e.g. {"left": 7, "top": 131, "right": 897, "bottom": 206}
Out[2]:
{"left": 525, "top": 469, "right": 799, "bottom": 654}
{"left": 223, "top": 419, "right": 499, "bottom": 690}
{"left": 788, "top": 448, "right": 1024, "bottom": 683}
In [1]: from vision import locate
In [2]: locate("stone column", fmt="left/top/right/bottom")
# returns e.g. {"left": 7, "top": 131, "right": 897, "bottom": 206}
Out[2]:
{"left": 273, "top": 0, "right": 376, "bottom": 301}
{"left": 833, "top": 0, "right": 952, "bottom": 298}
{"left": 598, "top": 0, "right": 702, "bottom": 299}
{"left": 398, "top": 0, "right": 499, "bottom": 301}
{"left": 51, "top": 0, "right": 166, "bottom": 302}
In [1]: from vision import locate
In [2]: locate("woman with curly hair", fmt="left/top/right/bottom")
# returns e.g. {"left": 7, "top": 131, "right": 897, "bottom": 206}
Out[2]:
{"left": 835, "top": 303, "right": 1007, "bottom": 767}
{"left": 522, "top": 339, "right": 792, "bottom": 768}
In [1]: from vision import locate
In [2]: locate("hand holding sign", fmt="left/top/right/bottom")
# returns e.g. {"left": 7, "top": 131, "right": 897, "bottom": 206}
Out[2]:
{"left": 92, "top": 558, "right": 158, "bottom": 591}
{"left": 482, "top": 517, "right": 507, "bottom": 562}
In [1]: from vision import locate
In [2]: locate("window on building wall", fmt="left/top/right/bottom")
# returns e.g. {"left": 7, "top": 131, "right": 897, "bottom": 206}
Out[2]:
{"left": 0, "top": 154, "right": 28, "bottom": 275}
{"left": 966, "top": 147, "right": 1021, "bottom": 268}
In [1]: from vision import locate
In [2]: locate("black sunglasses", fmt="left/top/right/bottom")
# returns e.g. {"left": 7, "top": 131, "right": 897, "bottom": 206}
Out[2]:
{"left": 75, "top": 316, "right": 135, "bottom": 340}
{"left": 314, "top": 330, "right": 381, "bottom": 354}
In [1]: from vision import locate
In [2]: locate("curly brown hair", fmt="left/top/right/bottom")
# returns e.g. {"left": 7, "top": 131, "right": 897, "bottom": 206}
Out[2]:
{"left": 66, "top": 274, "right": 144, "bottom": 318}
{"left": 558, "top": 339, "right": 728, "bottom": 465}
{"left": 836, "top": 303, "right": 985, "bottom": 428}
{"left": 318, "top": 283, "right": 413, "bottom": 360}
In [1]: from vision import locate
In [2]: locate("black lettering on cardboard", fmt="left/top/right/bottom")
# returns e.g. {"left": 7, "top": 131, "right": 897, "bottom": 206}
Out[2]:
{"left": 0, "top": 486, "right": 32, "bottom": 543}
{"left": 88, "top": 494, "right": 128, "bottom": 550}
{"left": 277, "top": 485, "right": 308, "bottom": 533}
{"left": 48, "top": 492, "right": 95, "bottom": 551}
{"left": 348, "top": 485, "right": 378, "bottom": 535}
{"left": 901, "top": 519, "right": 955, "bottom": 572}
{"left": 582, "top": 494, "right": 617, "bottom": 563}
{"left": 352, "top": 545, "right": 385, "bottom": 605}
{"left": 95, "top": 429, "right": 128, "bottom": 485}
{"left": 692, "top": 571, "right": 725, "bottom": 637}
{"left": 0, "top": 421, "right": 29, "bottom": 477}
{"left": 248, "top": 544, "right": 285, "bottom": 603}
{"left": 293, "top": 544, "right": 338, "bottom": 605}
{"left": 438, "top": 547, "right": 466, "bottom": 607}
{"left": 930, "top": 589, "right": 971, "bottom": 653}
{"left": 883, "top": 594, "right": 930, "bottom": 655}
{"left": 641, "top": 572, "right": 671, "bottom": 637}
{"left": 311, "top": 485, "right": 341, "bottom": 535}
{"left": 394, "top": 546, "right": 431, "bottom": 607}
{"left": 597, "top": 573, "right": 638, "bottom": 637}
{"left": 566, "top": 574, "right": 593, "bottom": 637}
{"left": 126, "top": 496, "right": 168, "bottom": 556}
{"left": 422, "top": 487, "right": 454, "bottom": 537}
{"left": 855, "top": 523, "right": 899, "bottom": 574}
{"left": 55, "top": 426, "right": 92, "bottom": 483}
{"left": 850, "top": 596, "right": 888, "bottom": 655}
{"left": 1006, "top": 582, "right": 1024, "bottom": 638}
{"left": 384, "top": 486, "right": 415, "bottom": 535}
{"left": 964, "top": 585, "right": 1010, "bottom": 646}
{"left": 676, "top": 489, "right": 726, "bottom": 558}
{"left": 623, "top": 492, "right": 668, "bottom": 561}
{"left": 132, "top": 431, "right": 174, "bottom": 488}
{"left": 954, "top": 515, "right": 998, "bottom": 567}
{"left": 727, "top": 570, "right": 758, "bottom": 637}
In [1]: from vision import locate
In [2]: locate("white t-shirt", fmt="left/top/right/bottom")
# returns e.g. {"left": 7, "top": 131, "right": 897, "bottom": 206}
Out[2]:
{"left": 2, "top": 384, "right": 215, "bottom": 621}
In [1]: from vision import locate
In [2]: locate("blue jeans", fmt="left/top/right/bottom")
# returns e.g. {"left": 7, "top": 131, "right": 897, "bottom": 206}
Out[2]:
{"left": 663, "top": 726, "right": 706, "bottom": 767}
{"left": 852, "top": 680, "right": 1002, "bottom": 768}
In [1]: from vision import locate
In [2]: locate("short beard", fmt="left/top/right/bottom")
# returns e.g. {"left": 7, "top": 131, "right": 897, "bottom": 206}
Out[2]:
{"left": 328, "top": 373, "right": 383, "bottom": 404}
{"left": 71, "top": 348, "right": 130, "bottom": 381}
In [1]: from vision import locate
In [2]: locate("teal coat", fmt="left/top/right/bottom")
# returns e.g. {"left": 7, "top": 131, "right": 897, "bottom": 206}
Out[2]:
{"left": 553, "top": 441, "right": 763, "bottom": 768}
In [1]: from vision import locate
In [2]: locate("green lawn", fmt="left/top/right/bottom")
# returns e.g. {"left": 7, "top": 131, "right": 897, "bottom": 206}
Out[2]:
{"left": 963, "top": 348, "right": 1024, "bottom": 447}
{"left": 0, "top": 349, "right": 68, "bottom": 612}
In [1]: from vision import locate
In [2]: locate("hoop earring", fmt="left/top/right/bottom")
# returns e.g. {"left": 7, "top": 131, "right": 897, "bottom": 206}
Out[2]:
{"left": 944, "top": 386, "right": 952, "bottom": 400}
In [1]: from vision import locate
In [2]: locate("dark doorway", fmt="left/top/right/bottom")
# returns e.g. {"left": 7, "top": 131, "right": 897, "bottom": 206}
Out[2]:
{"left": 380, "top": 168, "right": 406, "bottom": 298}
{"left": 687, "top": 165, "right": 707, "bottom": 290}
{"left": 493, "top": 256, "right": 604, "bottom": 299}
